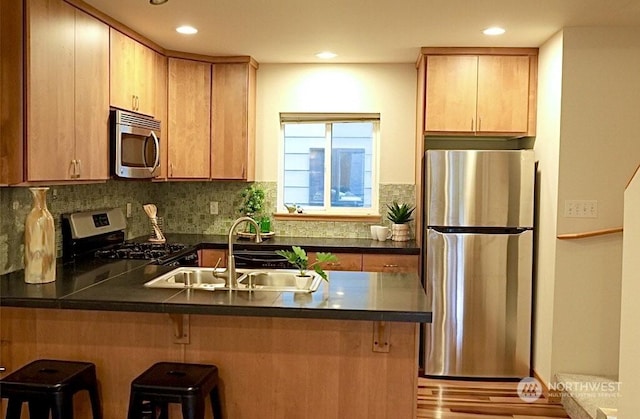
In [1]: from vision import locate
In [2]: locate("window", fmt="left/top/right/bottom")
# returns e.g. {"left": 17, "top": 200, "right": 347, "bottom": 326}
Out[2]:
{"left": 279, "top": 113, "right": 379, "bottom": 214}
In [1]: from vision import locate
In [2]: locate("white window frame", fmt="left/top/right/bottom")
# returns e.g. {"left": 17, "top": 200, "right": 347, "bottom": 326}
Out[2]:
{"left": 277, "top": 113, "right": 381, "bottom": 216}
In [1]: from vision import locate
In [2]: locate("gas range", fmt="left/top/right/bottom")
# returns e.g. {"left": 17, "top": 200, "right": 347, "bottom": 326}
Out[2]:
{"left": 94, "top": 242, "right": 189, "bottom": 261}
{"left": 62, "top": 208, "right": 198, "bottom": 267}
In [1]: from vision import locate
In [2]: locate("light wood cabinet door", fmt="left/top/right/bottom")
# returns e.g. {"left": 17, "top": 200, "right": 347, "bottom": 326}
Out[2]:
{"left": 73, "top": 8, "right": 109, "bottom": 181}
{"left": 27, "top": 0, "right": 75, "bottom": 181}
{"left": 425, "top": 55, "right": 477, "bottom": 133}
{"left": 109, "top": 29, "right": 137, "bottom": 112}
{"left": 424, "top": 52, "right": 535, "bottom": 136}
{"left": 476, "top": 55, "right": 531, "bottom": 133}
{"left": 168, "top": 58, "right": 211, "bottom": 179}
{"left": 211, "top": 63, "right": 256, "bottom": 180}
{"left": 27, "top": 0, "right": 108, "bottom": 182}
{"left": 362, "top": 254, "right": 419, "bottom": 273}
{"left": 110, "top": 29, "right": 158, "bottom": 115}
{"left": 198, "top": 249, "right": 227, "bottom": 267}
{"left": 153, "top": 53, "right": 168, "bottom": 180}
{"left": 309, "top": 252, "right": 362, "bottom": 271}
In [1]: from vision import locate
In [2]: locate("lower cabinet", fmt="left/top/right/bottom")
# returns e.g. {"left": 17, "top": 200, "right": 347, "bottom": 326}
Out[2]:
{"left": 199, "top": 249, "right": 419, "bottom": 273}
{"left": 198, "top": 249, "right": 226, "bottom": 267}
{"left": 362, "top": 254, "right": 419, "bottom": 273}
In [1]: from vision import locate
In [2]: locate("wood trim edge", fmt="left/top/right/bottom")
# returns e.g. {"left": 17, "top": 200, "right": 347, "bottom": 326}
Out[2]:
{"left": 273, "top": 213, "right": 382, "bottom": 223}
{"left": 533, "top": 369, "right": 562, "bottom": 403}
{"left": 557, "top": 227, "right": 623, "bottom": 240}
{"left": 420, "top": 47, "right": 539, "bottom": 56}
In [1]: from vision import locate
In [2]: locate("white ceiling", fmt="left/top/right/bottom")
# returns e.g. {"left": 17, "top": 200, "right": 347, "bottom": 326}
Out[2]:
{"left": 84, "top": 0, "right": 640, "bottom": 63}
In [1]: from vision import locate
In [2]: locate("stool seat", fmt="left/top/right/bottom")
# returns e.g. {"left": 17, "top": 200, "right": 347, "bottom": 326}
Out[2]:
{"left": 0, "top": 359, "right": 102, "bottom": 419}
{"left": 127, "top": 362, "right": 222, "bottom": 419}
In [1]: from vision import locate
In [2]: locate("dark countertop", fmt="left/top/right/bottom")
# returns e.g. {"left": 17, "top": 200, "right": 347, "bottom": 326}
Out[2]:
{"left": 152, "top": 233, "right": 421, "bottom": 255}
{"left": 0, "top": 236, "right": 429, "bottom": 323}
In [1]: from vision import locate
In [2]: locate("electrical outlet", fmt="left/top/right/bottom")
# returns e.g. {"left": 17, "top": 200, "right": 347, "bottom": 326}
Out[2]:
{"left": 126, "top": 203, "right": 132, "bottom": 218}
{"left": 12, "top": 201, "right": 19, "bottom": 210}
{"left": 209, "top": 201, "right": 219, "bottom": 215}
{"left": 564, "top": 200, "right": 598, "bottom": 218}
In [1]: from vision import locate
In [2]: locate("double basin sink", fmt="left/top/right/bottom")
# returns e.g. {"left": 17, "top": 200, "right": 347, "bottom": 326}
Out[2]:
{"left": 144, "top": 267, "right": 323, "bottom": 294}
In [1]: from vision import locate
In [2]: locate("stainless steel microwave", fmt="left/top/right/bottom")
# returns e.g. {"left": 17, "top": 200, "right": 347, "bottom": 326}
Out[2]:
{"left": 110, "top": 108, "right": 161, "bottom": 179}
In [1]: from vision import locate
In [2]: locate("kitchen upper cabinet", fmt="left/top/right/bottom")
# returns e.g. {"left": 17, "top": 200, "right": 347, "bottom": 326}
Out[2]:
{"left": 211, "top": 62, "right": 257, "bottom": 180}
{"left": 110, "top": 29, "right": 159, "bottom": 116}
{"left": 167, "top": 58, "right": 211, "bottom": 179}
{"left": 423, "top": 49, "right": 537, "bottom": 136}
{"left": 26, "top": 0, "right": 109, "bottom": 181}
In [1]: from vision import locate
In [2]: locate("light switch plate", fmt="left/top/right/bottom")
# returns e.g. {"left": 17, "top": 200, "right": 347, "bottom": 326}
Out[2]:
{"left": 564, "top": 200, "right": 598, "bottom": 218}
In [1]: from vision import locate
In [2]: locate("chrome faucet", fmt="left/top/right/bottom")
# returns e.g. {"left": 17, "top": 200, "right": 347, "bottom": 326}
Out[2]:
{"left": 226, "top": 216, "right": 262, "bottom": 289}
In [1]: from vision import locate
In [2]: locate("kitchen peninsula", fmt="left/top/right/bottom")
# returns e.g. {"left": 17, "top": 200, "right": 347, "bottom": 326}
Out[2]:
{"left": 0, "top": 242, "right": 430, "bottom": 419}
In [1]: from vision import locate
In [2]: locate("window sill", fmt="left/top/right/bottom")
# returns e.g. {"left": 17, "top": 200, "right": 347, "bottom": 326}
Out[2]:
{"left": 273, "top": 213, "right": 382, "bottom": 223}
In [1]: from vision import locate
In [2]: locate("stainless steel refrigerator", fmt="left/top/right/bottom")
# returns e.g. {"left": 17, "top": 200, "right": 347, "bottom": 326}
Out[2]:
{"left": 423, "top": 149, "right": 535, "bottom": 378}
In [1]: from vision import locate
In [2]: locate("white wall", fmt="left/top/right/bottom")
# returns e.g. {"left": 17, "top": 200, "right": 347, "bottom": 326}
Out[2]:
{"left": 532, "top": 30, "right": 563, "bottom": 385}
{"left": 551, "top": 27, "right": 640, "bottom": 380}
{"left": 255, "top": 64, "right": 417, "bottom": 183}
{"left": 619, "top": 165, "right": 640, "bottom": 417}
{"left": 534, "top": 27, "right": 640, "bottom": 385}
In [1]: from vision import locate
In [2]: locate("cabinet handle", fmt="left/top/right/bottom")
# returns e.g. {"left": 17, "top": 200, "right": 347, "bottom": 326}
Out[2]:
{"left": 478, "top": 117, "right": 482, "bottom": 132}
{"left": 132, "top": 95, "right": 136, "bottom": 110}
{"left": 76, "top": 159, "right": 81, "bottom": 177}
{"left": 383, "top": 264, "right": 399, "bottom": 268}
{"left": 170, "top": 163, "right": 173, "bottom": 177}
{"left": 470, "top": 118, "right": 474, "bottom": 131}
{"left": 136, "top": 96, "right": 140, "bottom": 111}
{"left": 69, "top": 160, "right": 75, "bottom": 178}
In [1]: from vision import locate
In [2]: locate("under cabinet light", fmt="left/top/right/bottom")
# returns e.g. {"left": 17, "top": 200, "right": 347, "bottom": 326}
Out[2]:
{"left": 315, "top": 51, "right": 337, "bottom": 59}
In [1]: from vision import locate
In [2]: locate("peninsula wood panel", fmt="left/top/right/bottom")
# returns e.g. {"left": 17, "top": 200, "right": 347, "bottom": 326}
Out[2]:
{"left": 168, "top": 58, "right": 211, "bottom": 179}
{"left": 0, "top": 308, "right": 420, "bottom": 419}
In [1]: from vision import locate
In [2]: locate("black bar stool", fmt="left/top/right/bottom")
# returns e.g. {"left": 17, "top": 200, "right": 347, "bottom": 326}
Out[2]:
{"left": 0, "top": 359, "right": 102, "bottom": 419}
{"left": 127, "top": 362, "right": 222, "bottom": 419}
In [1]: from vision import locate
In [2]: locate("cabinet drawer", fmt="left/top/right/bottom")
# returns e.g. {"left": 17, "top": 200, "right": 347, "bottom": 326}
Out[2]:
{"left": 198, "top": 249, "right": 227, "bottom": 267}
{"left": 362, "top": 254, "right": 419, "bottom": 273}
{"left": 309, "top": 252, "right": 362, "bottom": 271}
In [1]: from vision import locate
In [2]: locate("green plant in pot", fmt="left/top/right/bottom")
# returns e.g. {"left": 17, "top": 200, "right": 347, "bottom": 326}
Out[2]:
{"left": 386, "top": 201, "right": 415, "bottom": 242}
{"left": 275, "top": 246, "right": 338, "bottom": 281}
{"left": 238, "top": 185, "right": 270, "bottom": 233}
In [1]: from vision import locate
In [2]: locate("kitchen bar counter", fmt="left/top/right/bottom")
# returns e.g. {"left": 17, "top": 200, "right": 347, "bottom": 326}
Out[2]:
{"left": 0, "top": 238, "right": 428, "bottom": 419}
{"left": 0, "top": 258, "right": 430, "bottom": 323}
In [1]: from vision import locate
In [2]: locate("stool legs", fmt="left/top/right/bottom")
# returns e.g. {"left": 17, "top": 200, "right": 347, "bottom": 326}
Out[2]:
{"left": 210, "top": 388, "right": 223, "bottom": 419}
{"left": 6, "top": 400, "right": 22, "bottom": 419}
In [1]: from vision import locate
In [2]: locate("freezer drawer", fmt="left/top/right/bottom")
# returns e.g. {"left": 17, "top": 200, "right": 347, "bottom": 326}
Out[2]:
{"left": 426, "top": 150, "right": 535, "bottom": 228}
{"left": 424, "top": 228, "right": 533, "bottom": 378}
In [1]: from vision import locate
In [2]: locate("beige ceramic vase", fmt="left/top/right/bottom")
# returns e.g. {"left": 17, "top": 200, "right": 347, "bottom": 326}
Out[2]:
{"left": 391, "top": 223, "right": 411, "bottom": 241}
{"left": 24, "top": 187, "right": 56, "bottom": 284}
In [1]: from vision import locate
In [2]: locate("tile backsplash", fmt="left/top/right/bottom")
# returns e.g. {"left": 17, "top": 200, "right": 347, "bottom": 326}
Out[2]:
{"left": 0, "top": 181, "right": 414, "bottom": 274}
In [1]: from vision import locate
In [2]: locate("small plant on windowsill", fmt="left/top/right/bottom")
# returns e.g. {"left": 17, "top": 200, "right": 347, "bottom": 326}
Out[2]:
{"left": 275, "top": 246, "right": 338, "bottom": 281}
{"left": 386, "top": 201, "right": 415, "bottom": 241}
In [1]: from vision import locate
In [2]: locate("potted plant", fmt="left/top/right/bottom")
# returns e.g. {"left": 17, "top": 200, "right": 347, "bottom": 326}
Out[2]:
{"left": 275, "top": 246, "right": 337, "bottom": 281}
{"left": 386, "top": 201, "right": 415, "bottom": 241}
{"left": 238, "top": 185, "right": 270, "bottom": 233}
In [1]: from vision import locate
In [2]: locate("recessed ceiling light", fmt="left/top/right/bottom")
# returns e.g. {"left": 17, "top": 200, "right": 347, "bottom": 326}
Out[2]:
{"left": 483, "top": 26, "right": 506, "bottom": 36}
{"left": 315, "top": 51, "right": 337, "bottom": 59}
{"left": 176, "top": 25, "right": 198, "bottom": 35}
{"left": 149, "top": 0, "right": 168, "bottom": 4}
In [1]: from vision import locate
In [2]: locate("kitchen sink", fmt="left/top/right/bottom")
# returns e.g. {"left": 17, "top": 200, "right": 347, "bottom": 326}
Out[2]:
{"left": 144, "top": 267, "right": 230, "bottom": 291}
{"left": 236, "top": 270, "right": 323, "bottom": 293}
{"left": 144, "top": 268, "right": 322, "bottom": 293}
